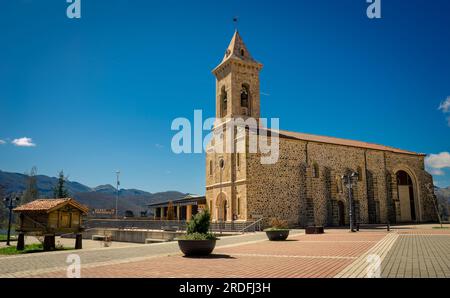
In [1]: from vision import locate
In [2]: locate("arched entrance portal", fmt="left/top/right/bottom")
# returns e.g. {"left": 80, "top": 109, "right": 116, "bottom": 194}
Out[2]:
{"left": 216, "top": 193, "right": 228, "bottom": 222}
{"left": 221, "top": 200, "right": 228, "bottom": 222}
{"left": 396, "top": 170, "right": 417, "bottom": 222}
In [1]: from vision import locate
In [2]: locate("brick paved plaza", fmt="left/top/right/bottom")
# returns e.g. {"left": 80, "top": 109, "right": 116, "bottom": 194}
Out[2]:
{"left": 0, "top": 225, "right": 448, "bottom": 278}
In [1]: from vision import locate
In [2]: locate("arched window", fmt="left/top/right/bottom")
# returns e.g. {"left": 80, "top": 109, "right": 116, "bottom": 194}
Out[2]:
{"left": 241, "top": 85, "right": 249, "bottom": 108}
{"left": 221, "top": 86, "right": 228, "bottom": 117}
{"left": 240, "top": 48, "right": 245, "bottom": 57}
{"left": 209, "top": 160, "right": 213, "bottom": 176}
{"left": 237, "top": 197, "right": 241, "bottom": 215}
{"left": 336, "top": 176, "right": 343, "bottom": 193}
{"left": 312, "top": 163, "right": 319, "bottom": 178}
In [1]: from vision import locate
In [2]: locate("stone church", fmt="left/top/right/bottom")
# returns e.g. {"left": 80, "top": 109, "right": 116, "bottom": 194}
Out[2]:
{"left": 205, "top": 31, "right": 437, "bottom": 227}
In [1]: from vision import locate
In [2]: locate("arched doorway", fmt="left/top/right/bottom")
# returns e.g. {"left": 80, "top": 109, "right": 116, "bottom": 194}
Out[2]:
{"left": 396, "top": 170, "right": 417, "bottom": 222}
{"left": 221, "top": 200, "right": 228, "bottom": 222}
{"left": 338, "top": 201, "right": 345, "bottom": 226}
{"left": 216, "top": 193, "right": 228, "bottom": 222}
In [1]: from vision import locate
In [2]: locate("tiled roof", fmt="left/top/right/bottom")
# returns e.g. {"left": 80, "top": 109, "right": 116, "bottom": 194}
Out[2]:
{"left": 14, "top": 198, "right": 88, "bottom": 213}
{"left": 276, "top": 129, "right": 424, "bottom": 156}
{"left": 148, "top": 194, "right": 206, "bottom": 208}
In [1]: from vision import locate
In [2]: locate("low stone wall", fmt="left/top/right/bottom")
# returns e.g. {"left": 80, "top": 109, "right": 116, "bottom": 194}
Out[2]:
{"left": 77, "top": 228, "right": 186, "bottom": 244}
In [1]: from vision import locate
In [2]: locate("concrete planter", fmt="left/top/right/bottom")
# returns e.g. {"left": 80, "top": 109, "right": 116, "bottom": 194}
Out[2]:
{"left": 178, "top": 240, "right": 217, "bottom": 256}
{"left": 265, "top": 230, "right": 290, "bottom": 241}
{"left": 305, "top": 226, "right": 324, "bottom": 234}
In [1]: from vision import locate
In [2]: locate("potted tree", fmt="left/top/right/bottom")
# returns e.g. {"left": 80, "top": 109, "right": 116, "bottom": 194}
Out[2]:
{"left": 264, "top": 218, "right": 290, "bottom": 241}
{"left": 177, "top": 209, "right": 218, "bottom": 256}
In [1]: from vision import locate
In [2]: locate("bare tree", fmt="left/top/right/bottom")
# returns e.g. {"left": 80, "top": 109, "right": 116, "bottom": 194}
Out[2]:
{"left": 22, "top": 166, "right": 39, "bottom": 203}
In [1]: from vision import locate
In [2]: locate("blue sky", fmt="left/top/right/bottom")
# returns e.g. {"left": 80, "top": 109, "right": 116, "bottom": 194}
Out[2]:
{"left": 1, "top": 0, "right": 449, "bottom": 194}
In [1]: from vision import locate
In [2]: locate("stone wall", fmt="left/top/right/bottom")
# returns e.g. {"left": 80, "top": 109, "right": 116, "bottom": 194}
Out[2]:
{"left": 241, "top": 134, "right": 436, "bottom": 227}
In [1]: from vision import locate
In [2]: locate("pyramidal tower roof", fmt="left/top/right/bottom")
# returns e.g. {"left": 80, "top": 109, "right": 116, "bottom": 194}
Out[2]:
{"left": 221, "top": 30, "right": 259, "bottom": 64}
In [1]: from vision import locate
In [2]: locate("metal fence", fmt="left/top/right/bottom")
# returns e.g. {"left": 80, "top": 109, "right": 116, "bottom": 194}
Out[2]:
{"left": 83, "top": 219, "right": 263, "bottom": 233}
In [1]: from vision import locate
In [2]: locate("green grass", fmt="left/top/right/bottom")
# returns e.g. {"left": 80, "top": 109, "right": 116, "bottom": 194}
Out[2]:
{"left": 0, "top": 234, "right": 17, "bottom": 241}
{"left": 0, "top": 243, "right": 74, "bottom": 255}
{"left": 432, "top": 226, "right": 449, "bottom": 229}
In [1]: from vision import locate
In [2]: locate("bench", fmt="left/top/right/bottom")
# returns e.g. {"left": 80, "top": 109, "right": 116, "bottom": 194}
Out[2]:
{"left": 162, "top": 226, "right": 179, "bottom": 232}
{"left": 305, "top": 226, "right": 324, "bottom": 234}
{"left": 92, "top": 235, "right": 111, "bottom": 241}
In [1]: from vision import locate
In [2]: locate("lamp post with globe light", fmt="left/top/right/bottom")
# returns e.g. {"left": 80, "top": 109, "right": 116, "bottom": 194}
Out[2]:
{"left": 341, "top": 172, "right": 359, "bottom": 232}
{"left": 3, "top": 194, "right": 20, "bottom": 246}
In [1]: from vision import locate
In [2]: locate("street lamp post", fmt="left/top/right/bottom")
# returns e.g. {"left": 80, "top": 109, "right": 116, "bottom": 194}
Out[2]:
{"left": 342, "top": 172, "right": 359, "bottom": 233}
{"left": 3, "top": 194, "right": 20, "bottom": 246}
{"left": 115, "top": 171, "right": 120, "bottom": 220}
{"left": 219, "top": 159, "right": 224, "bottom": 235}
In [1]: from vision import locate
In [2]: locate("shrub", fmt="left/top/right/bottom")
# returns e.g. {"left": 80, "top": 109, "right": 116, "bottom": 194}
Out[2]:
{"left": 181, "top": 232, "right": 217, "bottom": 240}
{"left": 187, "top": 209, "right": 211, "bottom": 235}
{"left": 265, "top": 218, "right": 289, "bottom": 231}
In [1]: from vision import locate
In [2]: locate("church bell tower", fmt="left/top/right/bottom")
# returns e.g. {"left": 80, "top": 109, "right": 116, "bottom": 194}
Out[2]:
{"left": 212, "top": 31, "right": 263, "bottom": 120}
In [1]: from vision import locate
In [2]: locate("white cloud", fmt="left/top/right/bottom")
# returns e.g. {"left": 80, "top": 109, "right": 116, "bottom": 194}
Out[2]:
{"left": 12, "top": 137, "right": 36, "bottom": 147}
{"left": 425, "top": 152, "right": 450, "bottom": 177}
{"left": 438, "top": 96, "right": 450, "bottom": 113}
{"left": 155, "top": 143, "right": 164, "bottom": 149}
{"left": 429, "top": 168, "right": 445, "bottom": 176}
{"left": 0, "top": 139, "right": 5, "bottom": 145}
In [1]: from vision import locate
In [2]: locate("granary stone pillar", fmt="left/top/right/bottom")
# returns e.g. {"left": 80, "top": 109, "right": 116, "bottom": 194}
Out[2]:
{"left": 43, "top": 234, "right": 55, "bottom": 251}
{"left": 16, "top": 233, "right": 25, "bottom": 251}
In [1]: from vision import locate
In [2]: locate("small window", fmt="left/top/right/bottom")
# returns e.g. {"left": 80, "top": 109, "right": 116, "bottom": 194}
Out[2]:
{"left": 219, "top": 159, "right": 225, "bottom": 169}
{"left": 236, "top": 153, "right": 240, "bottom": 169}
{"left": 221, "top": 86, "right": 228, "bottom": 117}
{"left": 312, "top": 163, "right": 319, "bottom": 178}
{"left": 241, "top": 85, "right": 249, "bottom": 108}
{"left": 237, "top": 197, "right": 241, "bottom": 215}
{"left": 209, "top": 160, "right": 213, "bottom": 176}
{"left": 240, "top": 49, "right": 245, "bottom": 57}
{"left": 336, "top": 176, "right": 343, "bottom": 193}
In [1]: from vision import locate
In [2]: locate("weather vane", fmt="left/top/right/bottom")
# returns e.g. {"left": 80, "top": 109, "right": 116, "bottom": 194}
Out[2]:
{"left": 233, "top": 16, "right": 239, "bottom": 31}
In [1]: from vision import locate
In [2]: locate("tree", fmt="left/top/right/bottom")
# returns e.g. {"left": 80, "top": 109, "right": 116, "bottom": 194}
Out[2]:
{"left": 53, "top": 170, "right": 70, "bottom": 199}
{"left": 22, "top": 166, "right": 39, "bottom": 203}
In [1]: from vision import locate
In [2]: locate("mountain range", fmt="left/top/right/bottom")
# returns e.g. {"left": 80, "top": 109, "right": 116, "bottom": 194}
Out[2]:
{"left": 0, "top": 169, "right": 448, "bottom": 219}
{"left": 435, "top": 186, "right": 450, "bottom": 219}
{"left": 0, "top": 170, "right": 187, "bottom": 216}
